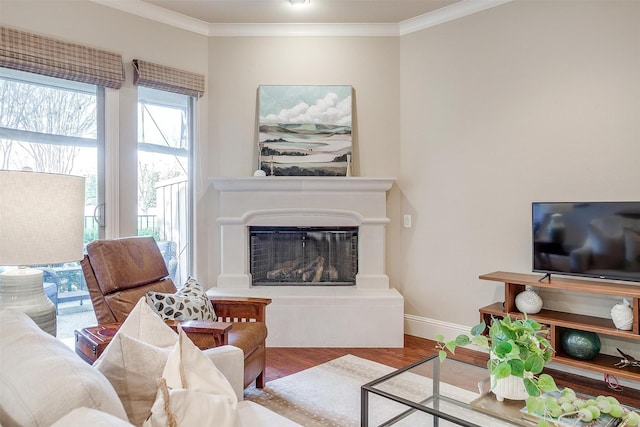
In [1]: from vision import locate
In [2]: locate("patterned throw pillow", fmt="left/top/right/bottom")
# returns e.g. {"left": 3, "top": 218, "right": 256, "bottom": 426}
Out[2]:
{"left": 146, "top": 277, "right": 217, "bottom": 321}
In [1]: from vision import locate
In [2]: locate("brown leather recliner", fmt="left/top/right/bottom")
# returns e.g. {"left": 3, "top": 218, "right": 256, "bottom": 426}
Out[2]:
{"left": 80, "top": 236, "right": 271, "bottom": 388}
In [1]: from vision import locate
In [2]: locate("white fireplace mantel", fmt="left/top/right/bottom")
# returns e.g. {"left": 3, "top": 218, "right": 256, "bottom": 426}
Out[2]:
{"left": 209, "top": 176, "right": 404, "bottom": 347}
{"left": 211, "top": 176, "right": 396, "bottom": 290}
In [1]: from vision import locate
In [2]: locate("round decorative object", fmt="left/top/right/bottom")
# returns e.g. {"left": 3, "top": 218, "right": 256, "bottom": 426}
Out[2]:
{"left": 515, "top": 289, "right": 543, "bottom": 314}
{"left": 611, "top": 299, "right": 634, "bottom": 331}
{"left": 253, "top": 169, "right": 267, "bottom": 177}
{"left": 561, "top": 329, "right": 601, "bottom": 360}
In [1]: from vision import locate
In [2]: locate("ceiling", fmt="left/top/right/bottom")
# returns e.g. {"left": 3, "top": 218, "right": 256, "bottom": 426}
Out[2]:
{"left": 89, "top": 0, "right": 509, "bottom": 36}
{"left": 140, "top": 0, "right": 464, "bottom": 25}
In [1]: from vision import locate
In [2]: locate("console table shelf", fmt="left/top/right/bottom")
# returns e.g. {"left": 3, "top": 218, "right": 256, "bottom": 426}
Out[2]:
{"left": 478, "top": 271, "right": 640, "bottom": 383}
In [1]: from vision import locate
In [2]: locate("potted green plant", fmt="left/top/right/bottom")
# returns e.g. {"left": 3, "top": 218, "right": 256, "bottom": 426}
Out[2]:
{"left": 436, "top": 315, "right": 556, "bottom": 401}
{"left": 436, "top": 315, "right": 640, "bottom": 427}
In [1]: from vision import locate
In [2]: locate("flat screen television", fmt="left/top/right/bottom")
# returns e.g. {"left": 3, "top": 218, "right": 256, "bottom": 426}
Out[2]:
{"left": 532, "top": 201, "right": 640, "bottom": 282}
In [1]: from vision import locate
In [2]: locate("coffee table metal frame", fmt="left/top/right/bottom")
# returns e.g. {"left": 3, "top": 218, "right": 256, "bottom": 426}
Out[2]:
{"left": 361, "top": 354, "right": 515, "bottom": 427}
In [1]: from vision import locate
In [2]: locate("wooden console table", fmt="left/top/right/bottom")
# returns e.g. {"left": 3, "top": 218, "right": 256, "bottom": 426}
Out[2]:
{"left": 478, "top": 271, "right": 640, "bottom": 383}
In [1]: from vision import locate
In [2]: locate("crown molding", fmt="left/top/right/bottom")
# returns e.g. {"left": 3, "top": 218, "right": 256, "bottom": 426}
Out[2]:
{"left": 90, "top": 0, "right": 512, "bottom": 37}
{"left": 89, "top": 0, "right": 211, "bottom": 36}
{"left": 207, "top": 23, "right": 398, "bottom": 37}
{"left": 399, "top": 0, "right": 513, "bottom": 36}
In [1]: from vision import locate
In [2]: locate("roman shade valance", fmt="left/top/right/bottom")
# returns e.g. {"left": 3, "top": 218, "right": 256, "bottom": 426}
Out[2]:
{"left": 0, "top": 26, "right": 125, "bottom": 89}
{"left": 132, "top": 59, "right": 205, "bottom": 98}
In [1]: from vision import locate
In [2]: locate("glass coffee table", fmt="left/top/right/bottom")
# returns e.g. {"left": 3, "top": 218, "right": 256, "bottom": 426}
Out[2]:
{"left": 361, "top": 355, "right": 527, "bottom": 427}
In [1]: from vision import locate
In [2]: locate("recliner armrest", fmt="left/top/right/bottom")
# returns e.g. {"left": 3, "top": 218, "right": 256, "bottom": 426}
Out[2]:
{"left": 165, "top": 320, "right": 233, "bottom": 349}
{"left": 75, "top": 320, "right": 234, "bottom": 363}
{"left": 209, "top": 297, "right": 272, "bottom": 323}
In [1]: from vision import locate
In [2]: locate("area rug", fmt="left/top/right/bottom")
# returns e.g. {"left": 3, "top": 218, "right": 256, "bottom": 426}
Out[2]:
{"left": 244, "top": 354, "right": 515, "bottom": 427}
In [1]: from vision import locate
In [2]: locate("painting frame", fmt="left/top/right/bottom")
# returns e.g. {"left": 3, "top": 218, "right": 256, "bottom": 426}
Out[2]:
{"left": 257, "top": 85, "right": 353, "bottom": 176}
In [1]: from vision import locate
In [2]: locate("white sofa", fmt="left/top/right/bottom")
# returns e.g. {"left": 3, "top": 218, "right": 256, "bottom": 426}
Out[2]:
{"left": 0, "top": 311, "right": 300, "bottom": 427}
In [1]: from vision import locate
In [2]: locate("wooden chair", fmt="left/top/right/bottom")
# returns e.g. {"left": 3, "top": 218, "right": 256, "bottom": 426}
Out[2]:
{"left": 78, "top": 236, "right": 271, "bottom": 388}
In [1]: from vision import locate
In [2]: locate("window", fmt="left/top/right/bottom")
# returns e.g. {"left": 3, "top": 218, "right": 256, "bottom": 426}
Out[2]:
{"left": 0, "top": 68, "right": 103, "bottom": 337}
{"left": 137, "top": 87, "right": 193, "bottom": 284}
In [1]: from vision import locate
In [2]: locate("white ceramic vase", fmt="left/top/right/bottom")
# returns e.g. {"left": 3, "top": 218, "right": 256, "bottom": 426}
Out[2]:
{"left": 515, "top": 289, "right": 543, "bottom": 314}
{"left": 489, "top": 353, "right": 529, "bottom": 401}
{"left": 492, "top": 374, "right": 529, "bottom": 402}
{"left": 611, "top": 299, "right": 633, "bottom": 331}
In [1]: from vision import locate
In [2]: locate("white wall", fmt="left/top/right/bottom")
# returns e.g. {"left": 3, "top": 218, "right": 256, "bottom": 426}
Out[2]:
{"left": 399, "top": 0, "right": 640, "bottom": 342}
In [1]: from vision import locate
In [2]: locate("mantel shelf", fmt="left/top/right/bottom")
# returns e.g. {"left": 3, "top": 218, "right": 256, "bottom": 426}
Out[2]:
{"left": 210, "top": 176, "right": 395, "bottom": 193}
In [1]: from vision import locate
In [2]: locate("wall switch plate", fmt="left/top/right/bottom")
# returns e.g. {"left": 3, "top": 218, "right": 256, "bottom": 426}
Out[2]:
{"left": 403, "top": 214, "right": 412, "bottom": 228}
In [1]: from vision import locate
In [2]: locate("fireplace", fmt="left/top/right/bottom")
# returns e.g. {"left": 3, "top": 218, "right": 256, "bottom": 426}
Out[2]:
{"left": 250, "top": 226, "right": 358, "bottom": 286}
{"left": 210, "top": 177, "right": 403, "bottom": 347}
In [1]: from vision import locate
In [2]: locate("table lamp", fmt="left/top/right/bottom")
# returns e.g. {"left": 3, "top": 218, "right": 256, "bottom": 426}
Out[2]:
{"left": 0, "top": 169, "right": 85, "bottom": 336}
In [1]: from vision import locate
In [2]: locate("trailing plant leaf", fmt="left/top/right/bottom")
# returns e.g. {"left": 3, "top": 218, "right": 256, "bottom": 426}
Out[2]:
{"left": 470, "top": 321, "right": 486, "bottom": 336}
{"left": 454, "top": 335, "right": 470, "bottom": 346}
{"left": 524, "top": 354, "right": 545, "bottom": 375}
{"left": 524, "top": 377, "right": 539, "bottom": 397}
{"left": 509, "top": 359, "right": 525, "bottom": 377}
{"left": 493, "top": 361, "right": 512, "bottom": 379}
{"left": 445, "top": 340, "right": 457, "bottom": 354}
{"left": 494, "top": 341, "right": 514, "bottom": 358}
{"left": 536, "top": 374, "right": 558, "bottom": 393}
{"left": 471, "top": 335, "right": 489, "bottom": 348}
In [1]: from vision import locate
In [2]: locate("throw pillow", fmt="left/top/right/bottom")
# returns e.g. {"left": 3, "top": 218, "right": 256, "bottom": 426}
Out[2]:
{"left": 94, "top": 298, "right": 178, "bottom": 426}
{"left": 146, "top": 277, "right": 216, "bottom": 321}
{"left": 143, "top": 330, "right": 238, "bottom": 427}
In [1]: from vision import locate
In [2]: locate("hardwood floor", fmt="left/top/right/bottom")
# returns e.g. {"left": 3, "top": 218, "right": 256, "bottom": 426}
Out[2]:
{"left": 264, "top": 335, "right": 640, "bottom": 407}
{"left": 265, "top": 335, "right": 441, "bottom": 381}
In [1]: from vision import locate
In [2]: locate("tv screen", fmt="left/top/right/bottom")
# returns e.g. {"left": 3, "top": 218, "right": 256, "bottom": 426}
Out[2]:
{"left": 532, "top": 201, "right": 640, "bottom": 282}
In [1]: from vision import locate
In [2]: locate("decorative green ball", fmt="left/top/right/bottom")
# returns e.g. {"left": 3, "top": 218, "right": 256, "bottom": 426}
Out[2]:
{"left": 561, "top": 329, "right": 601, "bottom": 360}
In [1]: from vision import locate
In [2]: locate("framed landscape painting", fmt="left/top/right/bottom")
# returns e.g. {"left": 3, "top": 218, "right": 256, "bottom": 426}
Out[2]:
{"left": 257, "top": 85, "right": 352, "bottom": 176}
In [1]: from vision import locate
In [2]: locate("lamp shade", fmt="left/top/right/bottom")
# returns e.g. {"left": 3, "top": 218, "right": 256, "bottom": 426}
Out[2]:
{"left": 0, "top": 170, "right": 85, "bottom": 266}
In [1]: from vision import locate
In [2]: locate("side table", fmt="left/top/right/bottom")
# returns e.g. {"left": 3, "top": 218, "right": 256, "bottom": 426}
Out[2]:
{"left": 75, "top": 323, "right": 119, "bottom": 363}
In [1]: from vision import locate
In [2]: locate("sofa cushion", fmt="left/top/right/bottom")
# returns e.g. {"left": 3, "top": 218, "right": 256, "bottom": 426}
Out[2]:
{"left": 146, "top": 277, "right": 216, "bottom": 321}
{"left": 51, "top": 408, "right": 135, "bottom": 427}
{"left": 0, "top": 311, "right": 128, "bottom": 427}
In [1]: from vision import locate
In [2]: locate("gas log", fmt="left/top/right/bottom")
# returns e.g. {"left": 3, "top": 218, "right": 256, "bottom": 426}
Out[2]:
{"left": 266, "top": 256, "right": 339, "bottom": 282}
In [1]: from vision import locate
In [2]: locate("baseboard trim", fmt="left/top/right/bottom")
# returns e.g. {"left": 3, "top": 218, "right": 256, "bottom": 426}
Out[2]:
{"left": 403, "top": 313, "right": 469, "bottom": 341}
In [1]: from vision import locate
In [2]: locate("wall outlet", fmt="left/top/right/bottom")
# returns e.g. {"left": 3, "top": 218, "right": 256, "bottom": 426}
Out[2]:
{"left": 403, "top": 214, "right": 412, "bottom": 228}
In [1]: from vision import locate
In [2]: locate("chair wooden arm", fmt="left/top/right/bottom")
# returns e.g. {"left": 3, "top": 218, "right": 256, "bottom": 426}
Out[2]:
{"left": 209, "top": 297, "right": 272, "bottom": 323}
{"left": 165, "top": 320, "right": 233, "bottom": 349}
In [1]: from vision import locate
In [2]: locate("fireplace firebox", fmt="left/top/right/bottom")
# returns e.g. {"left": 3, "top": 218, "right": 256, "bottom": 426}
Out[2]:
{"left": 249, "top": 226, "right": 358, "bottom": 286}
